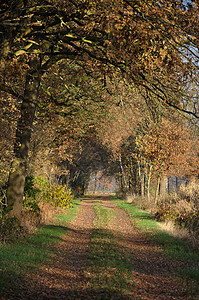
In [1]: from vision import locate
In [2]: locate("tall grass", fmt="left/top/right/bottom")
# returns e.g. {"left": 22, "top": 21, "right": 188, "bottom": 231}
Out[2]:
{"left": 117, "top": 181, "right": 199, "bottom": 243}
{"left": 155, "top": 181, "right": 199, "bottom": 243}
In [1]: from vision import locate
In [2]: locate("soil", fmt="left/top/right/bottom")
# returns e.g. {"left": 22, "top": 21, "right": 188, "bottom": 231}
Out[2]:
{"left": 1, "top": 196, "right": 198, "bottom": 300}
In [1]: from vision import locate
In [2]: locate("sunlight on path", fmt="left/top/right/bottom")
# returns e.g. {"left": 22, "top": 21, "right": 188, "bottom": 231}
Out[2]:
{"left": 5, "top": 196, "right": 192, "bottom": 299}
{"left": 102, "top": 200, "right": 188, "bottom": 300}
{"left": 16, "top": 199, "right": 96, "bottom": 299}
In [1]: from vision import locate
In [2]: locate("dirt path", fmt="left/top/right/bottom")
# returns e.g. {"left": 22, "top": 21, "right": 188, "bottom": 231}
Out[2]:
{"left": 102, "top": 200, "right": 189, "bottom": 299}
{"left": 9, "top": 199, "right": 96, "bottom": 300}
{"left": 4, "top": 196, "right": 197, "bottom": 299}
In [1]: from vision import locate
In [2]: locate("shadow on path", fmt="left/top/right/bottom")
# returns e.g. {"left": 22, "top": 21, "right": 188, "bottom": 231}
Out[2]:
{"left": 0, "top": 197, "right": 193, "bottom": 300}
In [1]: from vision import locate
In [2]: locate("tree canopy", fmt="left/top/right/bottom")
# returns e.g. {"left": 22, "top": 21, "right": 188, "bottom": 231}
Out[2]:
{"left": 0, "top": 0, "right": 199, "bottom": 216}
{"left": 1, "top": 0, "right": 198, "bottom": 111}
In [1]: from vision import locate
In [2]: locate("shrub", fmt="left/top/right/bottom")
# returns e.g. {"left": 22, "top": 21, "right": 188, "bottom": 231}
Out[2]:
{"left": 21, "top": 175, "right": 42, "bottom": 231}
{"left": 24, "top": 175, "right": 41, "bottom": 200}
{"left": 34, "top": 176, "right": 50, "bottom": 191}
{"left": 178, "top": 181, "right": 199, "bottom": 204}
{"left": 155, "top": 180, "right": 199, "bottom": 235}
{"left": 43, "top": 184, "right": 73, "bottom": 209}
{"left": 23, "top": 196, "right": 40, "bottom": 215}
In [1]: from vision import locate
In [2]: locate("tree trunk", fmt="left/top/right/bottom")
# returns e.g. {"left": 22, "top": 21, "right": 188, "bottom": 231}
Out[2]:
{"left": 118, "top": 174, "right": 124, "bottom": 194}
{"left": 160, "top": 175, "right": 167, "bottom": 199}
{"left": 154, "top": 175, "right": 161, "bottom": 205}
{"left": 141, "top": 172, "right": 145, "bottom": 199}
{"left": 147, "top": 163, "right": 153, "bottom": 201}
{"left": 94, "top": 171, "right": 97, "bottom": 194}
{"left": 137, "top": 161, "right": 142, "bottom": 195}
{"left": 6, "top": 59, "right": 41, "bottom": 217}
{"left": 119, "top": 155, "right": 127, "bottom": 192}
{"left": 129, "top": 156, "right": 139, "bottom": 195}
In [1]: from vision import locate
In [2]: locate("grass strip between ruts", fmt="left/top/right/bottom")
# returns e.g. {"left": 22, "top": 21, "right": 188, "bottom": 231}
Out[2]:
{"left": 115, "top": 199, "right": 199, "bottom": 284}
{"left": 85, "top": 205, "right": 135, "bottom": 299}
{"left": 0, "top": 199, "right": 81, "bottom": 296}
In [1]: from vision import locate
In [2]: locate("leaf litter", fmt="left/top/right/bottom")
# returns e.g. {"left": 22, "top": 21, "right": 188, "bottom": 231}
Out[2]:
{"left": 1, "top": 196, "right": 198, "bottom": 299}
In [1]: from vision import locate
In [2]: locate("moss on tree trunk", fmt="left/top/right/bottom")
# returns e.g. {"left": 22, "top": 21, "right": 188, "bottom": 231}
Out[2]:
{"left": 7, "top": 59, "right": 41, "bottom": 217}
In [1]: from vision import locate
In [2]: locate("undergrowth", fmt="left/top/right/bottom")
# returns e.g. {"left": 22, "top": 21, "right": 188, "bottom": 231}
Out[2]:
{"left": 155, "top": 181, "right": 199, "bottom": 236}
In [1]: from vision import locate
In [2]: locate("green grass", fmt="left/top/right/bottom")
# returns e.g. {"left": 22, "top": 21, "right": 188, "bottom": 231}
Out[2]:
{"left": 79, "top": 194, "right": 95, "bottom": 199}
{"left": 54, "top": 199, "right": 81, "bottom": 224}
{"left": 115, "top": 199, "right": 199, "bottom": 282}
{"left": 0, "top": 199, "right": 81, "bottom": 296}
{"left": 116, "top": 201, "right": 159, "bottom": 230}
{"left": 92, "top": 200, "right": 102, "bottom": 203}
{"left": 93, "top": 205, "right": 117, "bottom": 227}
{"left": 86, "top": 205, "right": 134, "bottom": 298}
{"left": 109, "top": 195, "right": 123, "bottom": 201}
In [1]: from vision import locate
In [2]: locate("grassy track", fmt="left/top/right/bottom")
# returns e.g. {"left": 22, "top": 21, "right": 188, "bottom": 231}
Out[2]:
{"left": 2, "top": 197, "right": 198, "bottom": 298}
{"left": 115, "top": 199, "right": 199, "bottom": 284}
{"left": 86, "top": 205, "right": 134, "bottom": 299}
{"left": 0, "top": 200, "right": 81, "bottom": 296}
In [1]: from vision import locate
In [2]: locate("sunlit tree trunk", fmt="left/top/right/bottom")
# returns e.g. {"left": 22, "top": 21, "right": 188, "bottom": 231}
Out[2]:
{"left": 137, "top": 161, "right": 142, "bottom": 195}
{"left": 154, "top": 174, "right": 161, "bottom": 205}
{"left": 141, "top": 172, "right": 145, "bottom": 199}
{"left": 147, "top": 163, "right": 153, "bottom": 201}
{"left": 160, "top": 175, "right": 167, "bottom": 199}
{"left": 6, "top": 58, "right": 41, "bottom": 217}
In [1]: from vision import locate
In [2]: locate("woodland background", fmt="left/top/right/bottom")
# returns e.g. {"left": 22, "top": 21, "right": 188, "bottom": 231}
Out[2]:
{"left": 0, "top": 0, "right": 199, "bottom": 238}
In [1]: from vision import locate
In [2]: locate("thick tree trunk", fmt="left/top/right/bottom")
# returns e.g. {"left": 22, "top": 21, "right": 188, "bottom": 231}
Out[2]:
{"left": 7, "top": 59, "right": 41, "bottom": 217}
